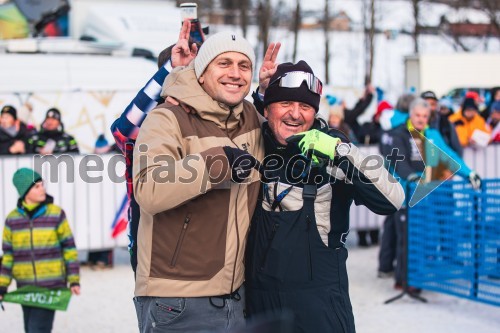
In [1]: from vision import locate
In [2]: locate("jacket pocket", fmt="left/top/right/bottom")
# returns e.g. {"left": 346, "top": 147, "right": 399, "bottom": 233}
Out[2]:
{"left": 259, "top": 222, "right": 280, "bottom": 271}
{"left": 170, "top": 214, "right": 191, "bottom": 268}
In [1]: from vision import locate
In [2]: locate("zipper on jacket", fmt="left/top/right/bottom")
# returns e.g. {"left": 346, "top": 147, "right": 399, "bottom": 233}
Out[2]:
{"left": 259, "top": 222, "right": 280, "bottom": 271}
{"left": 226, "top": 105, "right": 240, "bottom": 294}
{"left": 170, "top": 214, "right": 191, "bottom": 268}
{"left": 29, "top": 218, "right": 38, "bottom": 285}
{"left": 306, "top": 215, "right": 313, "bottom": 281}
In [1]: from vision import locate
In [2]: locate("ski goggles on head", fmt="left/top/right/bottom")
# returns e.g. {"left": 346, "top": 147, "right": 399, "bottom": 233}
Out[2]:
{"left": 269, "top": 71, "right": 323, "bottom": 95}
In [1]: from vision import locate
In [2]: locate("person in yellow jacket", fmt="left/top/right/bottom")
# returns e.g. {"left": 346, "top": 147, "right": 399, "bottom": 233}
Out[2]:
{"left": 0, "top": 168, "right": 80, "bottom": 333}
{"left": 449, "top": 97, "right": 491, "bottom": 147}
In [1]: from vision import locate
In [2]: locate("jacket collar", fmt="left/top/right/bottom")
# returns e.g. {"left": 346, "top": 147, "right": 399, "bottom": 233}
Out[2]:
{"left": 17, "top": 194, "right": 54, "bottom": 219}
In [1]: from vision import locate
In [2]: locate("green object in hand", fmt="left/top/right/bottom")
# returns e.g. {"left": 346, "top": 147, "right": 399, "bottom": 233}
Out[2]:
{"left": 286, "top": 129, "right": 341, "bottom": 163}
{"left": 2, "top": 286, "right": 72, "bottom": 311}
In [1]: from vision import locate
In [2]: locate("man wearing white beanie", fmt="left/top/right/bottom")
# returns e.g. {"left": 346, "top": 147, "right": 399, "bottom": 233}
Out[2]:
{"left": 132, "top": 31, "right": 264, "bottom": 332}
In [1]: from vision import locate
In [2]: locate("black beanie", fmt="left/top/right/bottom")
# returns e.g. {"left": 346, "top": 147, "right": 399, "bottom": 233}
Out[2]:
{"left": 462, "top": 97, "right": 478, "bottom": 112}
{"left": 1, "top": 105, "right": 17, "bottom": 120}
{"left": 420, "top": 90, "right": 438, "bottom": 101}
{"left": 263, "top": 60, "right": 321, "bottom": 112}
{"left": 45, "top": 108, "right": 62, "bottom": 121}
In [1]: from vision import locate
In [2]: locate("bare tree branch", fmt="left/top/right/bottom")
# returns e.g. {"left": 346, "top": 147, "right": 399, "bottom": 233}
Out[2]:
{"left": 292, "top": 0, "right": 301, "bottom": 62}
{"left": 239, "top": 0, "right": 249, "bottom": 37}
{"left": 412, "top": 0, "right": 420, "bottom": 53}
{"left": 324, "top": 0, "right": 330, "bottom": 84}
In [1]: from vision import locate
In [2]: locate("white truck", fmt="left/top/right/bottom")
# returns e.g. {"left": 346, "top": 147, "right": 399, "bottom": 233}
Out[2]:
{"left": 404, "top": 53, "right": 500, "bottom": 100}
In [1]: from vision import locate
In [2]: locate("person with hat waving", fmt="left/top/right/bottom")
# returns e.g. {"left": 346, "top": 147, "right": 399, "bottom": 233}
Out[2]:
{"left": 132, "top": 31, "right": 264, "bottom": 332}
{"left": 244, "top": 60, "right": 405, "bottom": 333}
{"left": 27, "top": 108, "right": 79, "bottom": 155}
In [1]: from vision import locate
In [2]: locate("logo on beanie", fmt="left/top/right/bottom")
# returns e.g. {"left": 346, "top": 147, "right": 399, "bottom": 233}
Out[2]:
{"left": 232, "top": 35, "right": 235, "bottom": 41}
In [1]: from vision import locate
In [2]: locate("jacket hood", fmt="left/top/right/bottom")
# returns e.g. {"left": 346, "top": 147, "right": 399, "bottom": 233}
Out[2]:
{"left": 161, "top": 62, "right": 246, "bottom": 130}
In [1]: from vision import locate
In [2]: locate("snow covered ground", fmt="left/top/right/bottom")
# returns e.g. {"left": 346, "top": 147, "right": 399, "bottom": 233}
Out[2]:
{"left": 2, "top": 245, "right": 499, "bottom": 333}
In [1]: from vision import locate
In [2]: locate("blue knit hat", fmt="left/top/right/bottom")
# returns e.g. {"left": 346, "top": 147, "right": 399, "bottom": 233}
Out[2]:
{"left": 95, "top": 134, "right": 109, "bottom": 149}
{"left": 13, "top": 168, "right": 42, "bottom": 198}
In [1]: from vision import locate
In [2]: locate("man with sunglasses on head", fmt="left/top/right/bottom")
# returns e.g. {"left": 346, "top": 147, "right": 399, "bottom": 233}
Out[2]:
{"left": 244, "top": 60, "right": 405, "bottom": 332}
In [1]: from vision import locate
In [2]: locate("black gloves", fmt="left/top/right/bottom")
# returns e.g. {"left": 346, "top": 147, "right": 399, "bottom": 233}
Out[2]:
{"left": 223, "top": 146, "right": 260, "bottom": 183}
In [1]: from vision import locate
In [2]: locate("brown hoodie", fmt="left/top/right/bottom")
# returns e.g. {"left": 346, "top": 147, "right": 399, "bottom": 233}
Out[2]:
{"left": 133, "top": 62, "right": 263, "bottom": 297}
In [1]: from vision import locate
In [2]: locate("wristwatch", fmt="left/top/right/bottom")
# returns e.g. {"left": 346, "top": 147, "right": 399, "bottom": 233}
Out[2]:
{"left": 336, "top": 143, "right": 350, "bottom": 157}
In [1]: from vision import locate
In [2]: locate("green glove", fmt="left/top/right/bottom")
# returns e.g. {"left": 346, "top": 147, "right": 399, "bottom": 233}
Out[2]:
{"left": 286, "top": 129, "right": 340, "bottom": 163}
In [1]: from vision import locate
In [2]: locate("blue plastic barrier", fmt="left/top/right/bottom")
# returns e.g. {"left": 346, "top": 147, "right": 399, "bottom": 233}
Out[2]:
{"left": 408, "top": 179, "right": 500, "bottom": 306}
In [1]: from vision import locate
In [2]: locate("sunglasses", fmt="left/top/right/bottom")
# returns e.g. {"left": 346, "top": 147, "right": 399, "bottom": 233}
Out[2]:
{"left": 269, "top": 71, "right": 323, "bottom": 95}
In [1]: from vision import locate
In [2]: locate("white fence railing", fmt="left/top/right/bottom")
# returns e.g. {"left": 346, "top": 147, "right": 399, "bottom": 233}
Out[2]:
{"left": 1, "top": 145, "right": 499, "bottom": 252}
{"left": 0, "top": 154, "right": 128, "bottom": 253}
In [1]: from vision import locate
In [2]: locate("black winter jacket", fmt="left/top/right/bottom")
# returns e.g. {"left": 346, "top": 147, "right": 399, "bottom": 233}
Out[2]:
{"left": 0, "top": 122, "right": 31, "bottom": 155}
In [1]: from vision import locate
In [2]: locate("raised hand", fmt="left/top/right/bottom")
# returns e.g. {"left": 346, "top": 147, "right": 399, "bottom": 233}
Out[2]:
{"left": 365, "top": 83, "right": 375, "bottom": 98}
{"left": 171, "top": 19, "right": 199, "bottom": 68}
{"left": 258, "top": 42, "right": 281, "bottom": 94}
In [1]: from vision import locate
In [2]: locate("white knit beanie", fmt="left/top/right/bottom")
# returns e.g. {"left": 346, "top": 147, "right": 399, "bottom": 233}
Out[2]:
{"left": 194, "top": 31, "right": 256, "bottom": 79}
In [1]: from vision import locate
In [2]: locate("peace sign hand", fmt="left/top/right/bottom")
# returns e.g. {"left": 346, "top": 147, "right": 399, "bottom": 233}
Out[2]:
{"left": 258, "top": 42, "right": 281, "bottom": 94}
{"left": 171, "top": 19, "right": 199, "bottom": 68}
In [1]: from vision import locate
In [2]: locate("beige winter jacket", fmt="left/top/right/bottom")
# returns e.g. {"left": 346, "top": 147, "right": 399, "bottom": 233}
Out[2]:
{"left": 133, "top": 62, "right": 263, "bottom": 297}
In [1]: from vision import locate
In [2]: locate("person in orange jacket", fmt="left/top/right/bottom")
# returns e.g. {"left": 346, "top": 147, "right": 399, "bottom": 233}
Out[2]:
{"left": 449, "top": 97, "right": 491, "bottom": 147}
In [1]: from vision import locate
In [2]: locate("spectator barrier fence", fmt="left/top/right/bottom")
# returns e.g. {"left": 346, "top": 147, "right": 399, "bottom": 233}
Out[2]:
{"left": 408, "top": 179, "right": 500, "bottom": 306}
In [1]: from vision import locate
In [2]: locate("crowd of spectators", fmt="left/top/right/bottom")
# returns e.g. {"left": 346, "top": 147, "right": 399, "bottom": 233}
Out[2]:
{"left": 2, "top": 86, "right": 498, "bottom": 159}
{"left": 0, "top": 105, "right": 78, "bottom": 156}
{"left": 325, "top": 85, "right": 499, "bottom": 152}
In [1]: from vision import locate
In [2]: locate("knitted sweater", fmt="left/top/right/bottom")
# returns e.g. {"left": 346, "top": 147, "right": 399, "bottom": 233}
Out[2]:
{"left": 0, "top": 197, "right": 79, "bottom": 295}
